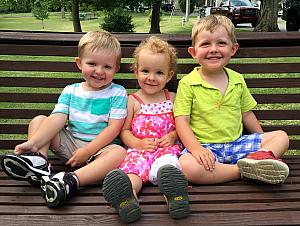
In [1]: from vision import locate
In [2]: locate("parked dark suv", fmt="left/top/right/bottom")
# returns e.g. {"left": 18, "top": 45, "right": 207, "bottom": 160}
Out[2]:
{"left": 162, "top": 4, "right": 174, "bottom": 12}
{"left": 210, "top": 0, "right": 260, "bottom": 27}
{"left": 282, "top": 0, "right": 300, "bottom": 31}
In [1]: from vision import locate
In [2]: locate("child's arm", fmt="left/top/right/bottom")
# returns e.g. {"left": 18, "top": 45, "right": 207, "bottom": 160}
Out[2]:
{"left": 242, "top": 111, "right": 263, "bottom": 133}
{"left": 66, "top": 118, "right": 125, "bottom": 167}
{"left": 175, "top": 115, "right": 215, "bottom": 171}
{"left": 120, "top": 95, "right": 158, "bottom": 152}
{"left": 157, "top": 91, "right": 179, "bottom": 147}
{"left": 14, "top": 113, "right": 67, "bottom": 155}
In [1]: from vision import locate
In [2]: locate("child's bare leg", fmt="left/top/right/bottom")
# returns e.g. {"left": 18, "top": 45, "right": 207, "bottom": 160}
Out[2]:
{"left": 74, "top": 146, "right": 126, "bottom": 186}
{"left": 2, "top": 115, "right": 53, "bottom": 186}
{"left": 42, "top": 146, "right": 126, "bottom": 208}
{"left": 15, "top": 115, "right": 59, "bottom": 157}
{"left": 260, "top": 130, "right": 289, "bottom": 157}
{"left": 128, "top": 174, "right": 142, "bottom": 197}
{"left": 102, "top": 168, "right": 142, "bottom": 223}
{"left": 27, "top": 115, "right": 51, "bottom": 157}
{"left": 179, "top": 153, "right": 240, "bottom": 184}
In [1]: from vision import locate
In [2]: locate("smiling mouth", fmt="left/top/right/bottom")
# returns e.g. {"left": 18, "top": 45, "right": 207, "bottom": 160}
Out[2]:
{"left": 207, "top": 56, "right": 222, "bottom": 60}
{"left": 92, "top": 76, "right": 105, "bottom": 80}
{"left": 145, "top": 83, "right": 157, "bottom": 87}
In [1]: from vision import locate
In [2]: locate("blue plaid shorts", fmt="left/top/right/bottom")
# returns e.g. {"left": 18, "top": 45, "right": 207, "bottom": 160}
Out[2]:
{"left": 180, "top": 133, "right": 263, "bottom": 164}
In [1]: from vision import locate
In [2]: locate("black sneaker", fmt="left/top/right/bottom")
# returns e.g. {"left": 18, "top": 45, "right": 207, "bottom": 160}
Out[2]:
{"left": 157, "top": 165, "right": 190, "bottom": 219}
{"left": 1, "top": 153, "right": 51, "bottom": 186}
{"left": 102, "top": 169, "right": 142, "bottom": 223}
{"left": 42, "top": 172, "right": 78, "bottom": 208}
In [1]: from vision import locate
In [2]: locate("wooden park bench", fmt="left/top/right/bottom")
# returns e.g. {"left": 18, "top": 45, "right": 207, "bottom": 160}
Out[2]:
{"left": 0, "top": 30, "right": 300, "bottom": 225}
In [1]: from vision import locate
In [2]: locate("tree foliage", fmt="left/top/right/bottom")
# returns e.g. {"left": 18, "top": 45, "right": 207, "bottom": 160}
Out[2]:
{"left": 95, "top": 0, "right": 141, "bottom": 11}
{"left": 0, "top": 0, "right": 32, "bottom": 13}
{"left": 101, "top": 7, "right": 134, "bottom": 32}
{"left": 32, "top": 0, "right": 49, "bottom": 29}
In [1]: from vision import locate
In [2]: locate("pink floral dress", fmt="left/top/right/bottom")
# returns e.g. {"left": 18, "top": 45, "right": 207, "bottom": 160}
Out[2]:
{"left": 120, "top": 90, "right": 181, "bottom": 183}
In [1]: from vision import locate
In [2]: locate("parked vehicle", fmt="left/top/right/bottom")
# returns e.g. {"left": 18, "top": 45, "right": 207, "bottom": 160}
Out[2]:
{"left": 210, "top": 0, "right": 260, "bottom": 27}
{"left": 282, "top": 0, "right": 300, "bottom": 31}
{"left": 162, "top": 4, "right": 174, "bottom": 12}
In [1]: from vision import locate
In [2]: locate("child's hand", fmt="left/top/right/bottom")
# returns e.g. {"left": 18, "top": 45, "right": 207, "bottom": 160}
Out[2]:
{"left": 66, "top": 147, "right": 89, "bottom": 167}
{"left": 14, "top": 141, "right": 38, "bottom": 155}
{"left": 157, "top": 133, "right": 176, "bottom": 147}
{"left": 137, "top": 138, "right": 158, "bottom": 152}
{"left": 191, "top": 148, "right": 215, "bottom": 172}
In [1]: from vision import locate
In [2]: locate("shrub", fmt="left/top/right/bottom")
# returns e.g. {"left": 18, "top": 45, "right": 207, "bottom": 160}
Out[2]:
{"left": 101, "top": 8, "right": 134, "bottom": 32}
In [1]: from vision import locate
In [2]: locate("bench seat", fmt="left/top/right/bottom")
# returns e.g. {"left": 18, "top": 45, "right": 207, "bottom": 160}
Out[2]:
{"left": 1, "top": 156, "right": 300, "bottom": 225}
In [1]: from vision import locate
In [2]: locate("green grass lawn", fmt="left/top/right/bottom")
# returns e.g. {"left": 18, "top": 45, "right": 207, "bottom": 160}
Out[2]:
{"left": 0, "top": 11, "right": 254, "bottom": 33}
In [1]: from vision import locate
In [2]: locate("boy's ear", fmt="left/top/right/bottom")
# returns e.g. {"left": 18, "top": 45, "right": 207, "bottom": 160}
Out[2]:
{"left": 115, "top": 65, "right": 120, "bottom": 73}
{"left": 75, "top": 57, "right": 82, "bottom": 70}
{"left": 188, "top": 47, "right": 196, "bottom": 58}
{"left": 134, "top": 66, "right": 138, "bottom": 77}
{"left": 231, "top": 43, "right": 239, "bottom": 56}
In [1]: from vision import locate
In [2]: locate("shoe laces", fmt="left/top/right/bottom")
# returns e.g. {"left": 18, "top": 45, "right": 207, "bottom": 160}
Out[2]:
{"left": 52, "top": 172, "right": 78, "bottom": 197}
{"left": 22, "top": 154, "right": 47, "bottom": 167}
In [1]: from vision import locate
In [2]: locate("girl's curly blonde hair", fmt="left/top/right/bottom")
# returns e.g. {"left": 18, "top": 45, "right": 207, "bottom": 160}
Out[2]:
{"left": 133, "top": 36, "right": 177, "bottom": 79}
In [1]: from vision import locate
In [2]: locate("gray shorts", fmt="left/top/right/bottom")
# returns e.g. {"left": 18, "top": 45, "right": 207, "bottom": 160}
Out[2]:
{"left": 51, "top": 128, "right": 121, "bottom": 163}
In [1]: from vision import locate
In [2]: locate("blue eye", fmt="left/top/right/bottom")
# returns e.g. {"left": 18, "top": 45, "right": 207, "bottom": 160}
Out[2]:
{"left": 105, "top": 65, "right": 112, "bottom": 69}
{"left": 201, "top": 42, "right": 209, "bottom": 47}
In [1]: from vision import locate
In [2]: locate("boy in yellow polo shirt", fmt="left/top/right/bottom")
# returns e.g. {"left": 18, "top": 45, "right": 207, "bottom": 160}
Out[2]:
{"left": 174, "top": 15, "right": 289, "bottom": 184}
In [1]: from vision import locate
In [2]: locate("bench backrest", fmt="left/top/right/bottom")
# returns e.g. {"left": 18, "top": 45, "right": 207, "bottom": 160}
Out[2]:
{"left": 0, "top": 31, "right": 300, "bottom": 152}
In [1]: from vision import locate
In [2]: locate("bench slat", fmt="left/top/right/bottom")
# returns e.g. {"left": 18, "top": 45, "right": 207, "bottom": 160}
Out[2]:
{"left": 1, "top": 139, "right": 299, "bottom": 150}
{"left": 1, "top": 195, "right": 300, "bottom": 210}
{"left": 1, "top": 61, "right": 300, "bottom": 74}
{"left": 2, "top": 124, "right": 300, "bottom": 136}
{"left": 1, "top": 93, "right": 300, "bottom": 104}
{"left": 1, "top": 43, "right": 300, "bottom": 58}
{"left": 1, "top": 109, "right": 299, "bottom": 120}
{"left": 0, "top": 212, "right": 299, "bottom": 225}
{"left": 1, "top": 77, "right": 300, "bottom": 88}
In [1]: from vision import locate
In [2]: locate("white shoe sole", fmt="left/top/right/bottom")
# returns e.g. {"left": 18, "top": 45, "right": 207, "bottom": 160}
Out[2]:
{"left": 237, "top": 158, "right": 289, "bottom": 184}
{"left": 1, "top": 155, "right": 51, "bottom": 186}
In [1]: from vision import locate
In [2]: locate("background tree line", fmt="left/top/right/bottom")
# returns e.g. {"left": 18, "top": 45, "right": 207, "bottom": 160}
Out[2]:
{"left": 0, "top": 0, "right": 282, "bottom": 33}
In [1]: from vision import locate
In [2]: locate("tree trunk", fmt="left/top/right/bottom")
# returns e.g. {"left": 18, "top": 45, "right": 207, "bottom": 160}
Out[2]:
{"left": 61, "top": 6, "right": 65, "bottom": 19}
{"left": 149, "top": 0, "right": 161, "bottom": 34}
{"left": 72, "top": 0, "right": 82, "bottom": 32}
{"left": 185, "top": 0, "right": 190, "bottom": 22}
{"left": 254, "top": 0, "right": 279, "bottom": 32}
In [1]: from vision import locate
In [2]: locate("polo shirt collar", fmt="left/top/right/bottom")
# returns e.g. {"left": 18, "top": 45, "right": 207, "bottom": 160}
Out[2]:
{"left": 189, "top": 67, "right": 243, "bottom": 87}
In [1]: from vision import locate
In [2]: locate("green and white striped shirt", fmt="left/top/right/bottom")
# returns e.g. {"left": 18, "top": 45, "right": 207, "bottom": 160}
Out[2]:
{"left": 52, "top": 82, "right": 127, "bottom": 141}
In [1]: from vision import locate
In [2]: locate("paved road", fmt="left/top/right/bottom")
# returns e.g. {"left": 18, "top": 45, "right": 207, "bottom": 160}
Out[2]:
{"left": 236, "top": 17, "right": 286, "bottom": 31}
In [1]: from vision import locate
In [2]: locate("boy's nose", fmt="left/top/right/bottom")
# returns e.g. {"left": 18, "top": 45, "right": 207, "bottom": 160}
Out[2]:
{"left": 209, "top": 44, "right": 218, "bottom": 52}
{"left": 95, "top": 66, "right": 104, "bottom": 74}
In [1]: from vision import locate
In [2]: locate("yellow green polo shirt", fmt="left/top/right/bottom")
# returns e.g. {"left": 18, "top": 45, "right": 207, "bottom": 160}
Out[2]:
{"left": 174, "top": 66, "right": 257, "bottom": 143}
